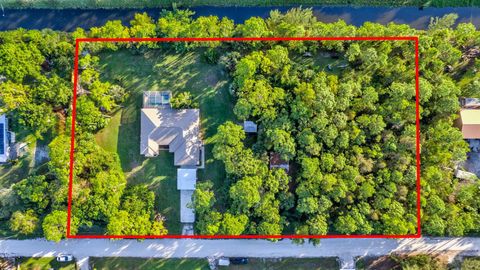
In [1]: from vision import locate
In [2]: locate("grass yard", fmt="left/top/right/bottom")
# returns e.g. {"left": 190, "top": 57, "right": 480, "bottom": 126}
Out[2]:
{"left": 95, "top": 47, "right": 235, "bottom": 233}
{"left": 219, "top": 258, "right": 339, "bottom": 270}
{"left": 90, "top": 257, "right": 209, "bottom": 270}
{"left": 17, "top": 257, "right": 76, "bottom": 270}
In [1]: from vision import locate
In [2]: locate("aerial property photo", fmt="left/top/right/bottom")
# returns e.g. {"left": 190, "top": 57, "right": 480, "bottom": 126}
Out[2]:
{"left": 66, "top": 35, "right": 422, "bottom": 239}
{"left": 1, "top": 3, "right": 480, "bottom": 270}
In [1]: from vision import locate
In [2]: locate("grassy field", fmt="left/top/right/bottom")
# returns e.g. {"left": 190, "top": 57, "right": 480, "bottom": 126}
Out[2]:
{"left": 2, "top": 0, "right": 478, "bottom": 8}
{"left": 90, "top": 257, "right": 209, "bottom": 270}
{"left": 16, "top": 257, "right": 76, "bottom": 270}
{"left": 95, "top": 47, "right": 235, "bottom": 233}
{"left": 220, "top": 258, "right": 340, "bottom": 270}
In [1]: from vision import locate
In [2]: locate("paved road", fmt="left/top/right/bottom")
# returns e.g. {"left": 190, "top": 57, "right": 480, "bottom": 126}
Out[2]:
{"left": 1, "top": 237, "right": 480, "bottom": 269}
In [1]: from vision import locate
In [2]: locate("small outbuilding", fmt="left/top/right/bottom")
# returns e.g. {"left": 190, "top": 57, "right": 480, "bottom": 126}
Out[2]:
{"left": 269, "top": 152, "right": 290, "bottom": 172}
{"left": 243, "top": 121, "right": 258, "bottom": 133}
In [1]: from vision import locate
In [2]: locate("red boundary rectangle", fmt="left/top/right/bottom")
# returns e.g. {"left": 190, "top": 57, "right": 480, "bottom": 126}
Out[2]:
{"left": 67, "top": 36, "right": 421, "bottom": 239}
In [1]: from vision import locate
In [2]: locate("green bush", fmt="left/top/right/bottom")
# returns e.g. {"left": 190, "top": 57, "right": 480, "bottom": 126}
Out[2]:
{"left": 170, "top": 92, "right": 198, "bottom": 109}
{"left": 462, "top": 257, "right": 480, "bottom": 270}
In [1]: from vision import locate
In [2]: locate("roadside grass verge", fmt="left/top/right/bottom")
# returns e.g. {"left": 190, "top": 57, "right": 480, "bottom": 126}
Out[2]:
{"left": 16, "top": 257, "right": 76, "bottom": 270}
{"left": 90, "top": 257, "right": 209, "bottom": 270}
{"left": 220, "top": 257, "right": 340, "bottom": 270}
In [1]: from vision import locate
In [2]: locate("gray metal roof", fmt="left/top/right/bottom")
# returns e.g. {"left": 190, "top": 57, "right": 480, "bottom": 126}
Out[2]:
{"left": 140, "top": 108, "right": 201, "bottom": 166}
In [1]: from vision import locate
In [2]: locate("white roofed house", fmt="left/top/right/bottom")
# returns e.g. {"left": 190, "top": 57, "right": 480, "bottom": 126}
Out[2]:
{"left": 140, "top": 91, "right": 203, "bottom": 234}
{"left": 0, "top": 114, "right": 10, "bottom": 163}
{"left": 140, "top": 108, "right": 202, "bottom": 166}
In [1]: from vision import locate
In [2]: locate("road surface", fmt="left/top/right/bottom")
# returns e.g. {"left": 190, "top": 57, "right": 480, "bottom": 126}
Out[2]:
{"left": 1, "top": 237, "right": 480, "bottom": 269}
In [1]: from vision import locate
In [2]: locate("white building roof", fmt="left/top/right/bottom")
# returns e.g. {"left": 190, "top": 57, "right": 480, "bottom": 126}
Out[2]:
{"left": 140, "top": 107, "right": 202, "bottom": 166}
{"left": 180, "top": 190, "right": 195, "bottom": 223}
{"left": 0, "top": 114, "right": 8, "bottom": 163}
{"left": 177, "top": 168, "right": 197, "bottom": 190}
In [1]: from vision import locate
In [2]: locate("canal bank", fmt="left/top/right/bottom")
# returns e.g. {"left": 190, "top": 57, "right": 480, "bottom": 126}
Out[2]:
{"left": 0, "top": 6, "right": 479, "bottom": 31}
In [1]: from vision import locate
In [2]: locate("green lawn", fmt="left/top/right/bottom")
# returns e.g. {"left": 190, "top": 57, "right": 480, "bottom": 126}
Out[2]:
{"left": 90, "top": 257, "right": 209, "bottom": 270}
{"left": 17, "top": 257, "right": 76, "bottom": 270}
{"left": 89, "top": 257, "right": 338, "bottom": 270}
{"left": 95, "top": 48, "right": 235, "bottom": 233}
{"left": 220, "top": 258, "right": 339, "bottom": 270}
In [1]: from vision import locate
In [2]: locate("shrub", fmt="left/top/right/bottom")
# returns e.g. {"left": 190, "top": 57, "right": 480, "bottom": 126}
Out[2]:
{"left": 171, "top": 92, "right": 198, "bottom": 109}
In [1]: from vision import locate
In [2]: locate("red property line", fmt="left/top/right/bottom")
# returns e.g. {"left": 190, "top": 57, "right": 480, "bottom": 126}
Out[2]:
{"left": 67, "top": 36, "right": 421, "bottom": 239}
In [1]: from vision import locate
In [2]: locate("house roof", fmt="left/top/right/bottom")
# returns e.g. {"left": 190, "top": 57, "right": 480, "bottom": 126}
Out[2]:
{"left": 459, "top": 109, "right": 480, "bottom": 139}
{"left": 180, "top": 190, "right": 195, "bottom": 223}
{"left": 177, "top": 168, "right": 197, "bottom": 190}
{"left": 461, "top": 110, "right": 480, "bottom": 125}
{"left": 140, "top": 107, "right": 201, "bottom": 166}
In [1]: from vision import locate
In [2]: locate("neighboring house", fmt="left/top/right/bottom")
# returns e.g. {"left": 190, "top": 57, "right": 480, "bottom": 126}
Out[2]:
{"left": 456, "top": 98, "right": 480, "bottom": 179}
{"left": 140, "top": 91, "right": 203, "bottom": 233}
{"left": 243, "top": 120, "right": 258, "bottom": 133}
{"left": 457, "top": 109, "right": 480, "bottom": 139}
{"left": 0, "top": 114, "right": 9, "bottom": 163}
{"left": 269, "top": 152, "right": 289, "bottom": 172}
{"left": 140, "top": 91, "right": 202, "bottom": 166}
